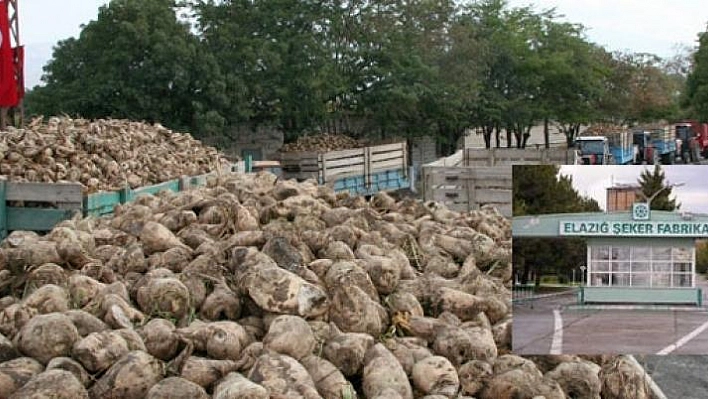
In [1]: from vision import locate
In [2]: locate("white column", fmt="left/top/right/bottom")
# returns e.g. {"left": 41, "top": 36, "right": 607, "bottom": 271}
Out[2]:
{"left": 692, "top": 244, "right": 696, "bottom": 288}
{"left": 587, "top": 245, "right": 592, "bottom": 287}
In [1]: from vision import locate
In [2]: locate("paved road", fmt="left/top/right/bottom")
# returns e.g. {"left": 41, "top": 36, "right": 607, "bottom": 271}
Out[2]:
{"left": 638, "top": 355, "right": 708, "bottom": 399}
{"left": 561, "top": 307, "right": 708, "bottom": 354}
{"left": 513, "top": 282, "right": 708, "bottom": 354}
{"left": 512, "top": 292, "right": 576, "bottom": 354}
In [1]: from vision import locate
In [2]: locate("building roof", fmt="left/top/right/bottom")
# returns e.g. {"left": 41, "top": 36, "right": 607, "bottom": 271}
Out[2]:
{"left": 608, "top": 183, "right": 641, "bottom": 190}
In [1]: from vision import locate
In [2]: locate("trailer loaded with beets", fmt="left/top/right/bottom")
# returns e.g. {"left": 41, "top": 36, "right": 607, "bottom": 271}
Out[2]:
{"left": 632, "top": 125, "right": 676, "bottom": 165}
{"left": 577, "top": 121, "right": 708, "bottom": 165}
{"left": 278, "top": 136, "right": 410, "bottom": 196}
{"left": 574, "top": 130, "right": 637, "bottom": 165}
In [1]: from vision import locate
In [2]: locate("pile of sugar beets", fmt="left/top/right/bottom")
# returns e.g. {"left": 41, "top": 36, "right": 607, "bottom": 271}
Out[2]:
{"left": 0, "top": 116, "right": 228, "bottom": 192}
{"left": 0, "top": 171, "right": 653, "bottom": 398}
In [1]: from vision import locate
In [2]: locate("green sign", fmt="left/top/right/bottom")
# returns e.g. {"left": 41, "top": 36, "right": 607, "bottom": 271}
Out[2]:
{"left": 560, "top": 220, "right": 708, "bottom": 237}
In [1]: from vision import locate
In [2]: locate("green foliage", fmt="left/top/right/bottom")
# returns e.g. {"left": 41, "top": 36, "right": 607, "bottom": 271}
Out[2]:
{"left": 637, "top": 164, "right": 680, "bottom": 211}
{"left": 599, "top": 52, "right": 683, "bottom": 125}
{"left": 684, "top": 29, "right": 708, "bottom": 121}
{"left": 194, "top": 0, "right": 332, "bottom": 136}
{"left": 25, "top": 0, "right": 225, "bottom": 137}
{"left": 512, "top": 165, "right": 599, "bottom": 285}
{"left": 696, "top": 240, "right": 708, "bottom": 275}
{"left": 24, "top": 0, "right": 689, "bottom": 145}
{"left": 513, "top": 165, "right": 600, "bottom": 216}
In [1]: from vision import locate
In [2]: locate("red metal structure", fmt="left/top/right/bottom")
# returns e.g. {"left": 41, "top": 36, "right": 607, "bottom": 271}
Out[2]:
{"left": 0, "top": 0, "right": 23, "bottom": 128}
{"left": 675, "top": 120, "right": 708, "bottom": 162}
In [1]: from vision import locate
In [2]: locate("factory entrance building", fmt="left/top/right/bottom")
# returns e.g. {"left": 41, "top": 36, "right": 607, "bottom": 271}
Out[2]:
{"left": 513, "top": 203, "right": 708, "bottom": 305}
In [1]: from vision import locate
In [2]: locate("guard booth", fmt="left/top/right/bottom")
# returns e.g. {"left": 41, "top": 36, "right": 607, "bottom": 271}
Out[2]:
{"left": 513, "top": 203, "right": 706, "bottom": 305}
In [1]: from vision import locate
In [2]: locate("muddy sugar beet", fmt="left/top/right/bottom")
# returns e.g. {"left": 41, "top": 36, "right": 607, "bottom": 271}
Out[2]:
{"left": 0, "top": 170, "right": 650, "bottom": 397}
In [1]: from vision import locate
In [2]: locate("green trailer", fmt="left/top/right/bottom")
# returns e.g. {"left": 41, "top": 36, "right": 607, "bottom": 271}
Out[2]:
{"left": 0, "top": 162, "right": 245, "bottom": 239}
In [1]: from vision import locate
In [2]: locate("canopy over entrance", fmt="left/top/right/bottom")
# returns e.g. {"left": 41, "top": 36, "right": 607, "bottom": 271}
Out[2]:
{"left": 513, "top": 210, "right": 708, "bottom": 239}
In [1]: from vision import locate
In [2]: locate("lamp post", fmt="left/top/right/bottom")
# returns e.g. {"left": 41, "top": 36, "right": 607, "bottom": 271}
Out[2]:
{"left": 572, "top": 269, "right": 576, "bottom": 286}
{"left": 579, "top": 265, "right": 586, "bottom": 286}
{"left": 641, "top": 182, "right": 685, "bottom": 208}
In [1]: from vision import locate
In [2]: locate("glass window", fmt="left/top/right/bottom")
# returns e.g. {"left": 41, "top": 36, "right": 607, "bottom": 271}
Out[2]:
{"left": 653, "top": 262, "right": 672, "bottom": 273}
{"left": 674, "top": 263, "right": 692, "bottom": 273}
{"left": 674, "top": 247, "right": 692, "bottom": 262}
{"left": 633, "top": 262, "right": 650, "bottom": 272}
{"left": 652, "top": 273, "right": 671, "bottom": 287}
{"left": 612, "top": 247, "right": 630, "bottom": 260}
{"left": 674, "top": 274, "right": 693, "bottom": 287}
{"left": 652, "top": 247, "right": 672, "bottom": 261}
{"left": 591, "top": 273, "right": 610, "bottom": 286}
{"left": 613, "top": 261, "right": 631, "bottom": 272}
{"left": 591, "top": 244, "right": 695, "bottom": 288}
{"left": 632, "top": 247, "right": 651, "bottom": 262}
{"left": 592, "top": 246, "right": 610, "bottom": 260}
{"left": 592, "top": 261, "right": 610, "bottom": 272}
{"left": 612, "top": 274, "right": 631, "bottom": 286}
{"left": 579, "top": 140, "right": 606, "bottom": 154}
{"left": 632, "top": 274, "right": 650, "bottom": 287}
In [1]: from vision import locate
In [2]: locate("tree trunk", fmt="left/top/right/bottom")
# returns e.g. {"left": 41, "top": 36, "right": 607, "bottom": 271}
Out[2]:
{"left": 512, "top": 124, "right": 523, "bottom": 148}
{"left": 483, "top": 125, "right": 492, "bottom": 148}
{"left": 522, "top": 125, "right": 531, "bottom": 149}
{"left": 520, "top": 260, "right": 530, "bottom": 285}
{"left": 544, "top": 118, "right": 550, "bottom": 149}
{"left": 563, "top": 124, "right": 575, "bottom": 147}
{"left": 534, "top": 267, "right": 542, "bottom": 288}
{"left": 448, "top": 125, "right": 455, "bottom": 156}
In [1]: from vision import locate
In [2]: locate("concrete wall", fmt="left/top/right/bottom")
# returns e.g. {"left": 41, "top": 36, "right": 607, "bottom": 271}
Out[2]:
{"left": 202, "top": 126, "right": 285, "bottom": 161}
{"left": 410, "top": 136, "right": 438, "bottom": 169}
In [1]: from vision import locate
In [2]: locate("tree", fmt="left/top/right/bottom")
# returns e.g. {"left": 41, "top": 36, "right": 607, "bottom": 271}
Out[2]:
{"left": 541, "top": 39, "right": 607, "bottom": 146}
{"left": 513, "top": 165, "right": 600, "bottom": 216}
{"left": 684, "top": 27, "right": 708, "bottom": 121}
{"left": 696, "top": 240, "right": 708, "bottom": 275}
{"left": 513, "top": 165, "right": 600, "bottom": 286}
{"left": 193, "top": 0, "right": 333, "bottom": 138}
{"left": 25, "top": 0, "right": 226, "bottom": 137}
{"left": 24, "top": 0, "right": 687, "bottom": 150}
{"left": 637, "top": 164, "right": 680, "bottom": 211}
{"left": 464, "top": 0, "right": 543, "bottom": 149}
{"left": 598, "top": 52, "right": 682, "bottom": 125}
{"left": 427, "top": 15, "right": 485, "bottom": 155}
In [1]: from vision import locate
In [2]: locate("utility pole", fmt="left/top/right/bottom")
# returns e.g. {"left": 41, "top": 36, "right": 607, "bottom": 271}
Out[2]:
{"left": 640, "top": 182, "right": 685, "bottom": 209}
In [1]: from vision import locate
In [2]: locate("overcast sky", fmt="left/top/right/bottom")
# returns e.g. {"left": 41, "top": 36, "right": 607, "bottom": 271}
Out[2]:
{"left": 558, "top": 165, "right": 708, "bottom": 214}
{"left": 19, "top": 1, "right": 708, "bottom": 88}
{"left": 507, "top": 1, "right": 707, "bottom": 58}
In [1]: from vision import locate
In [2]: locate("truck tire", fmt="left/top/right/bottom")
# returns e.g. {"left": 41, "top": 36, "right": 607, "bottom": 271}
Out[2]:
{"left": 669, "top": 152, "right": 675, "bottom": 165}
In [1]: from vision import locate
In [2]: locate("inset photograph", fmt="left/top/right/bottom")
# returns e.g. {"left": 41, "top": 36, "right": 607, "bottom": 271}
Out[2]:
{"left": 513, "top": 164, "right": 708, "bottom": 354}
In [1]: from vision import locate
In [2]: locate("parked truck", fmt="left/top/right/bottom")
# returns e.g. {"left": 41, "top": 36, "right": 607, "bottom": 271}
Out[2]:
{"left": 575, "top": 136, "right": 611, "bottom": 164}
{"left": 632, "top": 127, "right": 676, "bottom": 165}
{"left": 674, "top": 120, "right": 708, "bottom": 161}
{"left": 674, "top": 122, "right": 701, "bottom": 163}
{"left": 632, "top": 130, "right": 654, "bottom": 164}
{"left": 575, "top": 131, "right": 637, "bottom": 165}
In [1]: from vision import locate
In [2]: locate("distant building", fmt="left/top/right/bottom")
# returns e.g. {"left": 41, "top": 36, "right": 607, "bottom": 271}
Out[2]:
{"left": 607, "top": 183, "right": 641, "bottom": 212}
